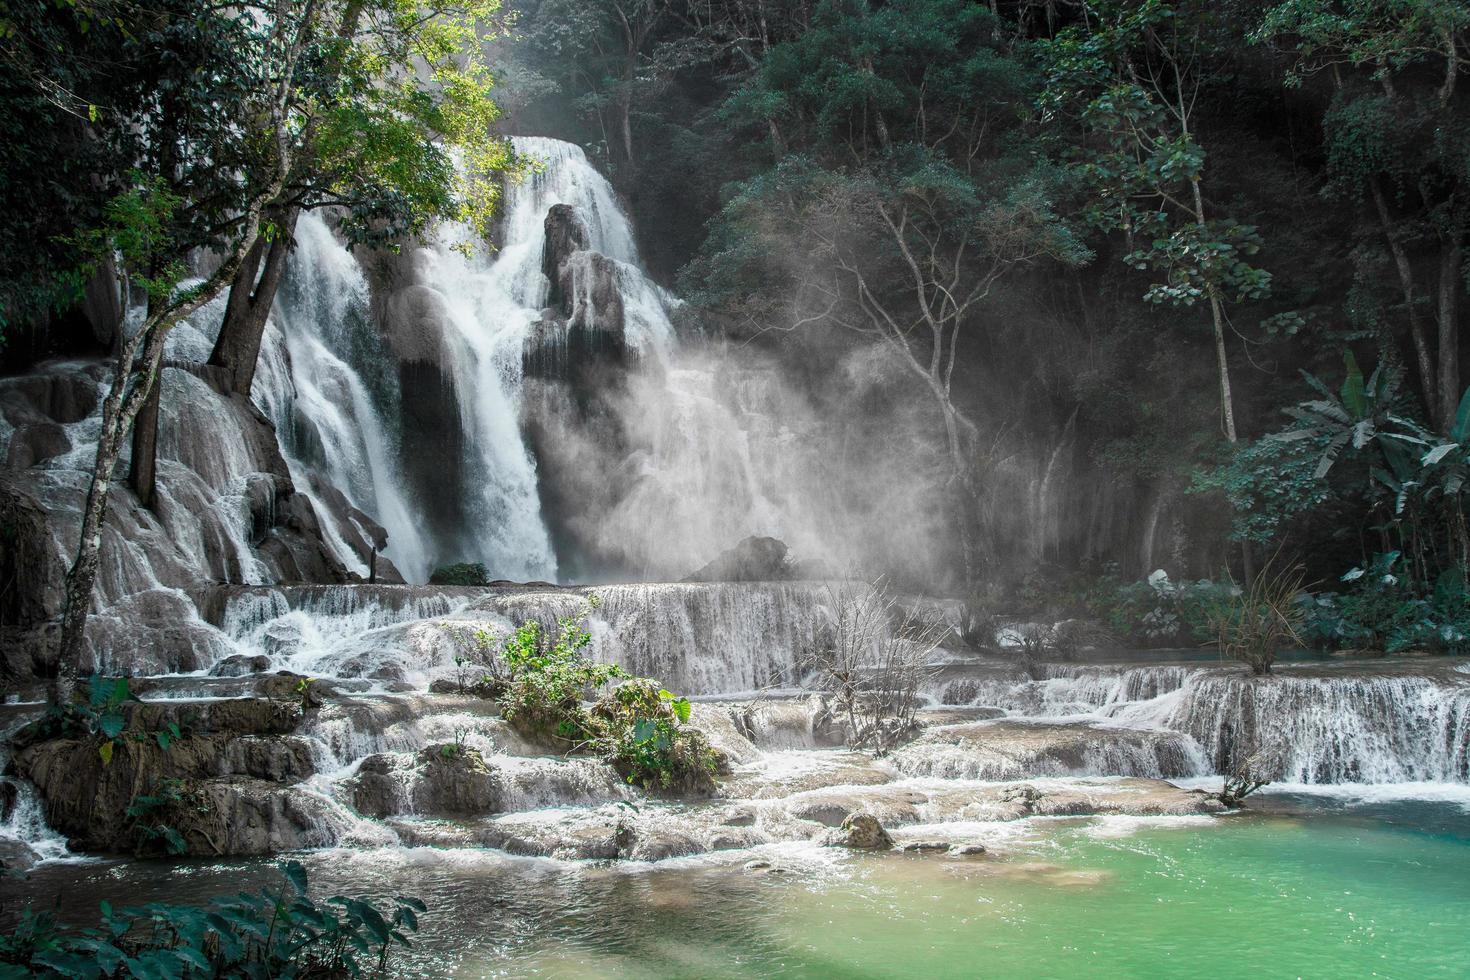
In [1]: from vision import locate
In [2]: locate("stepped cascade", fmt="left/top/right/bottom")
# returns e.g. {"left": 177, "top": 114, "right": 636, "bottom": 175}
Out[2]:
{"left": 1, "top": 135, "right": 1468, "bottom": 979}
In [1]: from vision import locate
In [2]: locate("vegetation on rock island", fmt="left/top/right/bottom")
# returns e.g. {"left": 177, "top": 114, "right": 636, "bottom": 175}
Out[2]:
{"left": 472, "top": 599, "right": 718, "bottom": 793}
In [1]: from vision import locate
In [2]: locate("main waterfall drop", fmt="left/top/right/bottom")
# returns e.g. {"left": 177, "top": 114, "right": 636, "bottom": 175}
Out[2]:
{"left": 259, "top": 135, "right": 768, "bottom": 585}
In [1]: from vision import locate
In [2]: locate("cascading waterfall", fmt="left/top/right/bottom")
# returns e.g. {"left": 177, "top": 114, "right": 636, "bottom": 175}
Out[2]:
{"left": 253, "top": 214, "right": 431, "bottom": 582}
{"left": 208, "top": 581, "right": 830, "bottom": 694}
{"left": 938, "top": 660, "right": 1470, "bottom": 785}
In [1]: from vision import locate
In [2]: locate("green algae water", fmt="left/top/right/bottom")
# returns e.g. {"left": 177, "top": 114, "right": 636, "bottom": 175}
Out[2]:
{"left": 13, "top": 801, "right": 1470, "bottom": 978}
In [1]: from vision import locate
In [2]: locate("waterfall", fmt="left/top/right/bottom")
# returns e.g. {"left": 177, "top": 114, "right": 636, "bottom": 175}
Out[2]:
{"left": 208, "top": 581, "right": 830, "bottom": 694}
{"left": 253, "top": 214, "right": 431, "bottom": 582}
{"left": 938, "top": 661, "right": 1470, "bottom": 786}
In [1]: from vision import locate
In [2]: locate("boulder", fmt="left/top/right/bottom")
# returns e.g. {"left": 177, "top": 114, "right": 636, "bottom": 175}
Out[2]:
{"left": 211, "top": 654, "right": 274, "bottom": 677}
{"left": 683, "top": 536, "right": 793, "bottom": 583}
{"left": 412, "top": 746, "right": 502, "bottom": 815}
{"left": 542, "top": 204, "right": 589, "bottom": 314}
{"left": 823, "top": 812, "right": 892, "bottom": 850}
{"left": 0, "top": 837, "right": 42, "bottom": 875}
{"left": 347, "top": 746, "right": 504, "bottom": 818}
{"left": 6, "top": 422, "right": 70, "bottom": 469}
{"left": 9, "top": 693, "right": 320, "bottom": 856}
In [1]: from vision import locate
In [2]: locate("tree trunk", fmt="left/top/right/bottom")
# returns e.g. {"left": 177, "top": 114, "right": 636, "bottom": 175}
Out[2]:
{"left": 208, "top": 207, "right": 298, "bottom": 396}
{"left": 1188, "top": 173, "right": 1238, "bottom": 444}
{"left": 1437, "top": 241, "right": 1462, "bottom": 433}
{"left": 51, "top": 316, "right": 172, "bottom": 705}
{"left": 1208, "top": 294, "right": 1238, "bottom": 443}
{"left": 940, "top": 402, "right": 981, "bottom": 592}
{"left": 128, "top": 377, "right": 162, "bottom": 510}
{"left": 1371, "top": 180, "right": 1438, "bottom": 420}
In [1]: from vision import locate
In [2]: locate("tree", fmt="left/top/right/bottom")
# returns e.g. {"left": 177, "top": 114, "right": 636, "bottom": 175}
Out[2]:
{"left": 205, "top": 0, "right": 514, "bottom": 400}
{"left": 506, "top": 0, "right": 677, "bottom": 172}
{"left": 685, "top": 0, "right": 1086, "bottom": 589}
{"left": 1256, "top": 0, "right": 1469, "bottom": 433}
{"left": 9, "top": 0, "right": 511, "bottom": 706}
{"left": 1040, "top": 0, "right": 1277, "bottom": 446}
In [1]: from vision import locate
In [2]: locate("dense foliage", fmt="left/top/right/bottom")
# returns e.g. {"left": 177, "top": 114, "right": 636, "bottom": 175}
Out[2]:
{"left": 2, "top": 0, "right": 1466, "bottom": 656}
{"left": 494, "top": 0, "right": 1467, "bottom": 651}
{"left": 474, "top": 601, "right": 717, "bottom": 792}
{"left": 0, "top": 862, "right": 422, "bottom": 978}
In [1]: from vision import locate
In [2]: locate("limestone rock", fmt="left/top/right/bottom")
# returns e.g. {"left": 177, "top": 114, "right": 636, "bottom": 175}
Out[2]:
{"left": 7, "top": 422, "right": 70, "bottom": 469}
{"left": 542, "top": 204, "right": 589, "bottom": 314}
{"left": 683, "top": 536, "right": 793, "bottom": 583}
{"left": 824, "top": 812, "right": 893, "bottom": 850}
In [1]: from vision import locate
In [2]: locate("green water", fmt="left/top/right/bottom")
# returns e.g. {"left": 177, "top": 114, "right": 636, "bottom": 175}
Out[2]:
{"left": 501, "top": 812, "right": 1470, "bottom": 979}
{"left": 12, "top": 805, "right": 1470, "bottom": 978}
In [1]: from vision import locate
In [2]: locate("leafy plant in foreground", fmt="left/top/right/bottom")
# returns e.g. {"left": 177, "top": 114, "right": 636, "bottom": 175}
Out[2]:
{"left": 0, "top": 860, "right": 424, "bottom": 978}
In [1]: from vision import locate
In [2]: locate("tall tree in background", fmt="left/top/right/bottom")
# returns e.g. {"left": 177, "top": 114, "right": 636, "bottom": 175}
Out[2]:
{"left": 1040, "top": 0, "right": 1276, "bottom": 446}
{"left": 1257, "top": 0, "right": 1469, "bottom": 433}
{"left": 685, "top": 0, "right": 1086, "bottom": 589}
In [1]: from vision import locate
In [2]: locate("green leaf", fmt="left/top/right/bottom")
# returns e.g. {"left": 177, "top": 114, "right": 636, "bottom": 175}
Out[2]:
{"left": 1451, "top": 387, "right": 1470, "bottom": 445}
{"left": 98, "top": 739, "right": 115, "bottom": 766}
{"left": 1340, "top": 350, "right": 1366, "bottom": 418}
{"left": 283, "top": 860, "right": 309, "bottom": 896}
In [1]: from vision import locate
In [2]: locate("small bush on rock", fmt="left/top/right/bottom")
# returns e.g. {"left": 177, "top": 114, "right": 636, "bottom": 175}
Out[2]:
{"left": 590, "top": 679, "right": 718, "bottom": 794}
{"left": 483, "top": 600, "right": 627, "bottom": 745}
{"left": 477, "top": 600, "right": 716, "bottom": 794}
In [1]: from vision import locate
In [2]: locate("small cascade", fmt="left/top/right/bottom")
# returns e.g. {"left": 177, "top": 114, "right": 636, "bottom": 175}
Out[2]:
{"left": 935, "top": 659, "right": 1470, "bottom": 786}
{"left": 1169, "top": 669, "right": 1470, "bottom": 784}
{"left": 0, "top": 715, "right": 71, "bottom": 870}
{"left": 208, "top": 581, "right": 830, "bottom": 694}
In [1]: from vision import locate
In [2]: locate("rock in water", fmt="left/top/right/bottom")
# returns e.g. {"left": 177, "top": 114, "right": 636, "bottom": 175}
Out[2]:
{"left": 824, "top": 812, "right": 893, "bottom": 850}
{"left": 543, "top": 203, "right": 590, "bottom": 314}
{"left": 683, "top": 536, "right": 793, "bottom": 583}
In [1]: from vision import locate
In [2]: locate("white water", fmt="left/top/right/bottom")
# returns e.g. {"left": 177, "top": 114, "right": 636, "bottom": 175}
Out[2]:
{"left": 253, "top": 214, "right": 432, "bottom": 581}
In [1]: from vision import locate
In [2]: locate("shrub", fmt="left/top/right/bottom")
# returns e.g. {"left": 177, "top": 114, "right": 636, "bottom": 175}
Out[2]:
{"left": 590, "top": 679, "right": 718, "bottom": 794}
{"left": 0, "top": 860, "right": 423, "bottom": 978}
{"left": 483, "top": 602, "right": 627, "bottom": 745}
{"left": 1083, "top": 570, "right": 1237, "bottom": 647}
{"left": 477, "top": 600, "right": 716, "bottom": 794}
{"left": 1299, "top": 553, "right": 1470, "bottom": 654}
{"left": 800, "top": 578, "right": 945, "bottom": 754}
{"left": 1199, "top": 557, "right": 1307, "bottom": 675}
{"left": 428, "top": 562, "right": 491, "bottom": 586}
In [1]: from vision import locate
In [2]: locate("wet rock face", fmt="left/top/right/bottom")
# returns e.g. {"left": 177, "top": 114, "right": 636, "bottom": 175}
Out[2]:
{"left": 0, "top": 357, "right": 359, "bottom": 682}
{"left": 890, "top": 720, "right": 1202, "bottom": 782}
{"left": 0, "top": 475, "right": 60, "bottom": 631}
{"left": 11, "top": 695, "right": 318, "bottom": 856}
{"left": 6, "top": 422, "right": 70, "bottom": 469}
{"left": 683, "top": 536, "right": 794, "bottom": 583}
{"left": 542, "top": 204, "right": 589, "bottom": 314}
{"left": 349, "top": 746, "right": 503, "bottom": 818}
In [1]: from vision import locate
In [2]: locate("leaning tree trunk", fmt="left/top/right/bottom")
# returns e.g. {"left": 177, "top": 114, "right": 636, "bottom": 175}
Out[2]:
{"left": 208, "top": 207, "right": 298, "bottom": 396}
{"left": 52, "top": 313, "right": 174, "bottom": 705}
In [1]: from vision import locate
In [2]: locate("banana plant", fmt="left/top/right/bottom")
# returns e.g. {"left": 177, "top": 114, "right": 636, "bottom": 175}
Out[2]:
{"left": 1276, "top": 350, "right": 1407, "bottom": 479}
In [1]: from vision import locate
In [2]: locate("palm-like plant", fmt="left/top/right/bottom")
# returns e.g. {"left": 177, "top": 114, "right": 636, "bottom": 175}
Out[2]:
{"left": 1276, "top": 350, "right": 1470, "bottom": 574}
